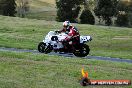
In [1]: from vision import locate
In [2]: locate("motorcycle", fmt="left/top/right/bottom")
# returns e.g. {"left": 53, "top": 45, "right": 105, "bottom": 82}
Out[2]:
{"left": 38, "top": 31, "right": 92, "bottom": 57}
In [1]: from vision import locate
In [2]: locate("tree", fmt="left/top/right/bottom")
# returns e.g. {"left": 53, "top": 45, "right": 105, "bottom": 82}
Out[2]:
{"left": 116, "top": 0, "right": 132, "bottom": 27}
{"left": 0, "top": 0, "right": 2, "bottom": 14}
{"left": 79, "top": 0, "right": 95, "bottom": 24}
{"left": 80, "top": 10, "right": 95, "bottom": 24}
{"left": 16, "top": 0, "right": 29, "bottom": 18}
{"left": 115, "top": 11, "right": 129, "bottom": 26}
{"left": 56, "top": 0, "right": 84, "bottom": 22}
{"left": 0, "top": 0, "right": 16, "bottom": 16}
{"left": 94, "top": 0, "right": 118, "bottom": 26}
{"left": 84, "top": 0, "right": 96, "bottom": 10}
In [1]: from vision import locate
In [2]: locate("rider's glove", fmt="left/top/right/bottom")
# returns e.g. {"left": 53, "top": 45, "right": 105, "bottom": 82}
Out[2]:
{"left": 55, "top": 30, "right": 61, "bottom": 33}
{"left": 61, "top": 39, "right": 67, "bottom": 44}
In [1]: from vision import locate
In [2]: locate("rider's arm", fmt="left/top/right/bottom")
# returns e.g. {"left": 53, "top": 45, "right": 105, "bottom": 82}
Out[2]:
{"left": 60, "top": 28, "right": 66, "bottom": 32}
{"left": 65, "top": 29, "right": 75, "bottom": 41}
{"left": 68, "top": 29, "right": 75, "bottom": 36}
{"left": 55, "top": 28, "right": 65, "bottom": 33}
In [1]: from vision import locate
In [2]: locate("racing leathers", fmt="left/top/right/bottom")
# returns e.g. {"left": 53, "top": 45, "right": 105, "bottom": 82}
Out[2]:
{"left": 60, "top": 25, "right": 80, "bottom": 46}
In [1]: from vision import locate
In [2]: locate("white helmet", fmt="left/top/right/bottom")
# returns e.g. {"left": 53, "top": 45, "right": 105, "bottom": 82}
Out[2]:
{"left": 63, "top": 21, "right": 71, "bottom": 27}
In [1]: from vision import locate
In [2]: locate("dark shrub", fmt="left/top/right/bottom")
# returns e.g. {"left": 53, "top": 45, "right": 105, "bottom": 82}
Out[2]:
{"left": 115, "top": 12, "right": 129, "bottom": 26}
{"left": 80, "top": 10, "right": 95, "bottom": 25}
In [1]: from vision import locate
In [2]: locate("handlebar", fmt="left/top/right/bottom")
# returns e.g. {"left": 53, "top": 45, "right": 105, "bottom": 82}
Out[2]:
{"left": 55, "top": 31, "right": 61, "bottom": 33}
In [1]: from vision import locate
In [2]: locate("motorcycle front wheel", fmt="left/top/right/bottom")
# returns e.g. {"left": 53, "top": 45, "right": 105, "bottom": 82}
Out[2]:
{"left": 38, "top": 42, "right": 52, "bottom": 54}
{"left": 73, "top": 44, "right": 90, "bottom": 57}
{"left": 38, "top": 42, "right": 46, "bottom": 53}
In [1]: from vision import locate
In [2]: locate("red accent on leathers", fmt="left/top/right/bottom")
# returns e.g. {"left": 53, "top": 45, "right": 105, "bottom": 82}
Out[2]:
{"left": 65, "top": 26, "right": 80, "bottom": 41}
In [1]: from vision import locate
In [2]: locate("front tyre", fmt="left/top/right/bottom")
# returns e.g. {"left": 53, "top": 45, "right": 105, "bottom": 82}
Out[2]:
{"left": 38, "top": 42, "right": 46, "bottom": 53}
{"left": 73, "top": 44, "right": 90, "bottom": 57}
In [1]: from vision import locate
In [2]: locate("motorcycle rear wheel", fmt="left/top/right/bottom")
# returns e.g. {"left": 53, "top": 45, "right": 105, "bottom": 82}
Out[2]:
{"left": 73, "top": 44, "right": 90, "bottom": 57}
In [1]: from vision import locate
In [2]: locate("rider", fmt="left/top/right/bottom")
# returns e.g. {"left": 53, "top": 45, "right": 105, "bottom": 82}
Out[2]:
{"left": 57, "top": 21, "right": 80, "bottom": 46}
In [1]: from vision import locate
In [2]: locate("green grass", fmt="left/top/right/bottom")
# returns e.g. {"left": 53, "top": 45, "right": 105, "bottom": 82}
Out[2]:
{"left": 30, "top": 0, "right": 55, "bottom": 6}
{"left": 26, "top": 11, "right": 56, "bottom": 21}
{"left": 0, "top": 51, "right": 132, "bottom": 88}
{"left": 25, "top": 0, "right": 56, "bottom": 20}
{"left": 0, "top": 1, "right": 131, "bottom": 88}
{"left": 0, "top": 15, "right": 131, "bottom": 88}
{"left": 0, "top": 15, "right": 132, "bottom": 59}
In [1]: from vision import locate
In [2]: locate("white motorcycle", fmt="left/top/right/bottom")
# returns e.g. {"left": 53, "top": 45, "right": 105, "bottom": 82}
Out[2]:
{"left": 38, "top": 31, "right": 92, "bottom": 57}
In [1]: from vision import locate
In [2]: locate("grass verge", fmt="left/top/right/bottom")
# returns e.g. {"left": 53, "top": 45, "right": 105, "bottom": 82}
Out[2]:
{"left": 0, "top": 16, "right": 132, "bottom": 59}
{"left": 0, "top": 51, "right": 132, "bottom": 88}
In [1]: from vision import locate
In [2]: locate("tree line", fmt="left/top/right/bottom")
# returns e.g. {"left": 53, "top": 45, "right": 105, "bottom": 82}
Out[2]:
{"left": 56, "top": 0, "right": 132, "bottom": 27}
{"left": 0, "top": 0, "right": 29, "bottom": 17}
{"left": 0, "top": 0, "right": 131, "bottom": 27}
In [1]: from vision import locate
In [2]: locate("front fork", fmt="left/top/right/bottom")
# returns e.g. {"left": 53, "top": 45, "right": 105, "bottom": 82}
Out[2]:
{"left": 44, "top": 43, "right": 53, "bottom": 53}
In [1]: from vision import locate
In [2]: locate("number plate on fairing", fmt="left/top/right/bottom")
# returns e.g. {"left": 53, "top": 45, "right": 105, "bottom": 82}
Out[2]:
{"left": 80, "top": 36, "right": 91, "bottom": 43}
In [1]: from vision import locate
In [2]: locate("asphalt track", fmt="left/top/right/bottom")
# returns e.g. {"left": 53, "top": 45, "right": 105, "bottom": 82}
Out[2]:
{"left": 0, "top": 47, "right": 132, "bottom": 63}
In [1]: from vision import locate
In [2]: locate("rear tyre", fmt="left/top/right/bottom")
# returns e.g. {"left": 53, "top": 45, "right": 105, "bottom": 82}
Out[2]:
{"left": 73, "top": 44, "right": 90, "bottom": 57}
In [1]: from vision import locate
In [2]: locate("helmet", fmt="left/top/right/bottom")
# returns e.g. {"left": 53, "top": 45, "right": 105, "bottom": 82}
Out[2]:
{"left": 63, "top": 21, "right": 71, "bottom": 28}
